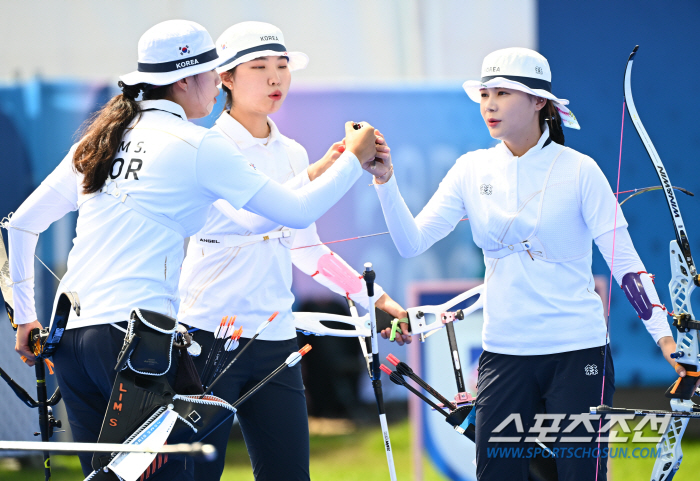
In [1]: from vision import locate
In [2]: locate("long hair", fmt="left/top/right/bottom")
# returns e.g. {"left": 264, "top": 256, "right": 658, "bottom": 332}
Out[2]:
{"left": 73, "top": 82, "right": 171, "bottom": 194}
{"left": 540, "top": 100, "right": 565, "bottom": 145}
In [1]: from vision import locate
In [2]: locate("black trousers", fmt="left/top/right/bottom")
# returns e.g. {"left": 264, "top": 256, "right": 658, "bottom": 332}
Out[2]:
{"left": 191, "top": 333, "right": 310, "bottom": 481}
{"left": 475, "top": 345, "right": 615, "bottom": 481}
{"left": 53, "top": 324, "right": 193, "bottom": 479}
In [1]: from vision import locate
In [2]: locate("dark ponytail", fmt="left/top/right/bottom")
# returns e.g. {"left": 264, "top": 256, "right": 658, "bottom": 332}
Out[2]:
{"left": 540, "top": 100, "right": 565, "bottom": 145}
{"left": 73, "top": 81, "right": 173, "bottom": 194}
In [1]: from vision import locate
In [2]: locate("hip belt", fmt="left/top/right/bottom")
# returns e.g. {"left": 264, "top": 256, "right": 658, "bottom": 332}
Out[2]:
{"left": 193, "top": 229, "right": 292, "bottom": 249}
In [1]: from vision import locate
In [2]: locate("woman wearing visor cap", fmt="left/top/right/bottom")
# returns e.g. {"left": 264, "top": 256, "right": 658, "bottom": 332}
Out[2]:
{"left": 177, "top": 21, "right": 408, "bottom": 481}
{"left": 7, "top": 19, "right": 378, "bottom": 478}
{"left": 366, "top": 48, "right": 678, "bottom": 480}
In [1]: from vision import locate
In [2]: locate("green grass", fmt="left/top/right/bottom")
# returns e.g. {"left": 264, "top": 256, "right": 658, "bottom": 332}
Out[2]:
{"left": 0, "top": 419, "right": 447, "bottom": 481}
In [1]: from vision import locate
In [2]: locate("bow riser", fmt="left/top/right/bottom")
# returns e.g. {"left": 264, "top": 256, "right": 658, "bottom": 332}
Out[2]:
{"left": 651, "top": 399, "right": 690, "bottom": 481}
{"left": 406, "top": 285, "right": 484, "bottom": 341}
{"left": 668, "top": 241, "right": 698, "bottom": 370}
{"left": 669, "top": 241, "right": 697, "bottom": 319}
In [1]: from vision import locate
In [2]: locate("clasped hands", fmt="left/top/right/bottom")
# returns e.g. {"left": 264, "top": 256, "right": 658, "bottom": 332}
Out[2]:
{"left": 308, "top": 122, "right": 393, "bottom": 184}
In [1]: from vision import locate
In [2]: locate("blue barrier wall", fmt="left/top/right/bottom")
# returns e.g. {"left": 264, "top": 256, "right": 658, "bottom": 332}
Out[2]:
{"left": 539, "top": 1, "right": 700, "bottom": 386}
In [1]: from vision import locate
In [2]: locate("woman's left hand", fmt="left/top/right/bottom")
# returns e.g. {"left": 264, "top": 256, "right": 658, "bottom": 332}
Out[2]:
{"left": 308, "top": 141, "right": 346, "bottom": 181}
{"left": 374, "top": 292, "right": 411, "bottom": 345}
{"left": 658, "top": 335, "right": 700, "bottom": 390}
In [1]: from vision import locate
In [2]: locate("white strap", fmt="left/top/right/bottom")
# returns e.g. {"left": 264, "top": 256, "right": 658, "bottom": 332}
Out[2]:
{"left": 78, "top": 180, "right": 187, "bottom": 238}
{"left": 194, "top": 229, "right": 292, "bottom": 249}
{"left": 1, "top": 213, "right": 39, "bottom": 236}
{"left": 483, "top": 241, "right": 533, "bottom": 259}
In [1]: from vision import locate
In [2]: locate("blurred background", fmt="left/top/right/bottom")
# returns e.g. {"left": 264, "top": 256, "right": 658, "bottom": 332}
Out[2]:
{"left": 1, "top": 1, "right": 699, "bottom": 479}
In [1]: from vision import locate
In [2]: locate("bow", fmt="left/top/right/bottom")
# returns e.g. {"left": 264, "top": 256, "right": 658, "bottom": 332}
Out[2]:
{"left": 594, "top": 45, "right": 700, "bottom": 481}
{"left": 293, "top": 286, "right": 483, "bottom": 340}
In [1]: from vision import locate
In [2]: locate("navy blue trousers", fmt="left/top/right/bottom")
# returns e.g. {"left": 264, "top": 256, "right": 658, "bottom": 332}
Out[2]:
{"left": 475, "top": 345, "right": 615, "bottom": 481}
{"left": 191, "top": 333, "right": 309, "bottom": 481}
{"left": 53, "top": 324, "right": 193, "bottom": 479}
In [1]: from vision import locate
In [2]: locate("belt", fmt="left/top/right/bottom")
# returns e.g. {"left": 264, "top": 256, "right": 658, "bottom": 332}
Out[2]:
{"left": 193, "top": 230, "right": 292, "bottom": 249}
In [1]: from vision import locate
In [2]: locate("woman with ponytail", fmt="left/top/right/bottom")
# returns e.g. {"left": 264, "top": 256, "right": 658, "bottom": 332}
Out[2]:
{"left": 7, "top": 19, "right": 379, "bottom": 479}
{"left": 367, "top": 48, "right": 677, "bottom": 480}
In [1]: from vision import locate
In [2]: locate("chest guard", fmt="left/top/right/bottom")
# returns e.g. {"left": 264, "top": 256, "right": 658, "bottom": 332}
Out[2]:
{"left": 482, "top": 147, "right": 592, "bottom": 263}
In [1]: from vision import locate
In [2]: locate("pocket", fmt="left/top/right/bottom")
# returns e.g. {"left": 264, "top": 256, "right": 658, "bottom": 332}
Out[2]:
{"left": 125, "top": 309, "right": 177, "bottom": 376}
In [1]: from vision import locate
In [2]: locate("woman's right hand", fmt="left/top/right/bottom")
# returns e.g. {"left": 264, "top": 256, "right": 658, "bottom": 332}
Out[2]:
{"left": 15, "top": 320, "right": 42, "bottom": 366}
{"left": 659, "top": 335, "right": 700, "bottom": 391}
{"left": 344, "top": 121, "right": 379, "bottom": 167}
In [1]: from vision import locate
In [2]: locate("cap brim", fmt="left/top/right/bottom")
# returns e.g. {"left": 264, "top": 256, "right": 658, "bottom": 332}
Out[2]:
{"left": 215, "top": 50, "right": 308, "bottom": 74}
{"left": 462, "top": 77, "right": 580, "bottom": 130}
{"left": 119, "top": 57, "right": 222, "bottom": 87}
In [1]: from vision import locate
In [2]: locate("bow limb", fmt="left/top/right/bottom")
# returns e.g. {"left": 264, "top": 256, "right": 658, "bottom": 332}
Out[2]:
{"left": 624, "top": 45, "right": 700, "bottom": 481}
{"left": 293, "top": 311, "right": 371, "bottom": 337}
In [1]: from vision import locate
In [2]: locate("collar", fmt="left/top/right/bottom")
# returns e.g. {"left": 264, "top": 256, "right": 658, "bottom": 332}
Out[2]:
{"left": 497, "top": 124, "right": 552, "bottom": 158}
{"left": 138, "top": 99, "right": 188, "bottom": 121}
{"left": 215, "top": 112, "right": 290, "bottom": 149}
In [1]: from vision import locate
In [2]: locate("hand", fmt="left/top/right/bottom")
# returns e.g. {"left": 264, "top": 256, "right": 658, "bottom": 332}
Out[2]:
{"left": 659, "top": 336, "right": 700, "bottom": 390}
{"left": 344, "top": 121, "right": 379, "bottom": 167}
{"left": 307, "top": 141, "right": 346, "bottom": 181}
{"left": 15, "top": 320, "right": 42, "bottom": 366}
{"left": 375, "top": 293, "right": 411, "bottom": 346}
{"left": 371, "top": 129, "right": 393, "bottom": 183}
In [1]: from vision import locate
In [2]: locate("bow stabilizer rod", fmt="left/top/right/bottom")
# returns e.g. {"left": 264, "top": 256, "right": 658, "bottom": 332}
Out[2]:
{"left": 363, "top": 263, "right": 398, "bottom": 481}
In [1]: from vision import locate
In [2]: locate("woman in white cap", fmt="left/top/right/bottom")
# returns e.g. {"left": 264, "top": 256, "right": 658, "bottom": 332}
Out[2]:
{"left": 176, "top": 21, "right": 408, "bottom": 481}
{"left": 367, "top": 47, "right": 678, "bottom": 480}
{"left": 8, "top": 19, "right": 378, "bottom": 479}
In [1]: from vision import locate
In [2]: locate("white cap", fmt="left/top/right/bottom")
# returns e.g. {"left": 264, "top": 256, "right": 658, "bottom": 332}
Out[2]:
{"left": 215, "top": 21, "right": 309, "bottom": 74}
{"left": 120, "top": 20, "right": 222, "bottom": 86}
{"left": 462, "top": 47, "right": 580, "bottom": 129}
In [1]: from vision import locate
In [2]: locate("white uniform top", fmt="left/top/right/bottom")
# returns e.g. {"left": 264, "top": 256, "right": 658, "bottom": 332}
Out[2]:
{"left": 375, "top": 128, "right": 671, "bottom": 355}
{"left": 8, "top": 100, "right": 362, "bottom": 328}
{"left": 178, "top": 113, "right": 383, "bottom": 341}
